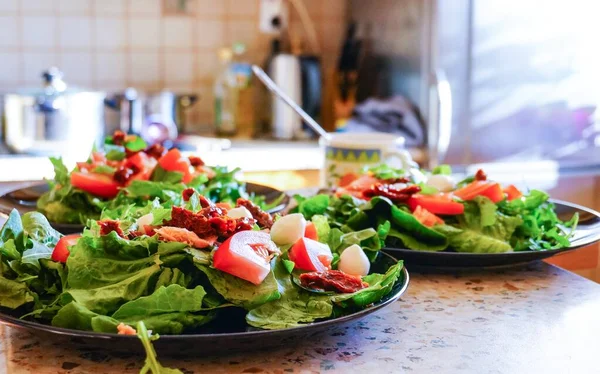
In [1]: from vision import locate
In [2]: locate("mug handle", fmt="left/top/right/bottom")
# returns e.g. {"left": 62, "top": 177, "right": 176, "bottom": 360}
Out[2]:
{"left": 382, "top": 149, "right": 418, "bottom": 170}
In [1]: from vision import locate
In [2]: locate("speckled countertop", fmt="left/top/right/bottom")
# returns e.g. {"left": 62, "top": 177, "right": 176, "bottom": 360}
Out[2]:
{"left": 1, "top": 261, "right": 600, "bottom": 374}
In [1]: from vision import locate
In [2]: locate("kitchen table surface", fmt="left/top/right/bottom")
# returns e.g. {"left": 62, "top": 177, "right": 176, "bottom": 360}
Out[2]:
{"left": 1, "top": 261, "right": 599, "bottom": 374}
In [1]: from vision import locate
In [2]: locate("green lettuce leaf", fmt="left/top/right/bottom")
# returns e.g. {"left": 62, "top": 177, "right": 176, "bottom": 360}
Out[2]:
{"left": 298, "top": 194, "right": 330, "bottom": 218}
{"left": 0, "top": 275, "right": 34, "bottom": 309}
{"left": 52, "top": 301, "right": 119, "bottom": 333}
{"left": 136, "top": 321, "right": 183, "bottom": 374}
{"left": 194, "top": 263, "right": 280, "bottom": 309}
{"left": 245, "top": 259, "right": 333, "bottom": 329}
{"left": 111, "top": 285, "right": 216, "bottom": 334}
{"left": 311, "top": 215, "right": 330, "bottom": 243}
{"left": 331, "top": 260, "right": 403, "bottom": 307}
{"left": 434, "top": 225, "right": 513, "bottom": 253}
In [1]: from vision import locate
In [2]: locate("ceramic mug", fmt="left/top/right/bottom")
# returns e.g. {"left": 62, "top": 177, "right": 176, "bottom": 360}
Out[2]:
{"left": 319, "top": 132, "right": 416, "bottom": 187}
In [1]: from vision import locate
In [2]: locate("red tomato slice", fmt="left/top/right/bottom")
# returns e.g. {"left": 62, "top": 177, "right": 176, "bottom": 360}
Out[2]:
{"left": 71, "top": 172, "right": 120, "bottom": 198}
{"left": 304, "top": 222, "right": 318, "bottom": 241}
{"left": 408, "top": 194, "right": 464, "bottom": 215}
{"left": 52, "top": 234, "right": 81, "bottom": 263}
{"left": 91, "top": 152, "right": 106, "bottom": 163}
{"left": 412, "top": 206, "right": 444, "bottom": 227}
{"left": 454, "top": 181, "right": 504, "bottom": 203}
{"left": 335, "top": 175, "right": 380, "bottom": 200}
{"left": 289, "top": 237, "right": 333, "bottom": 272}
{"left": 338, "top": 172, "right": 359, "bottom": 187}
{"left": 504, "top": 184, "right": 523, "bottom": 201}
{"left": 158, "top": 149, "right": 192, "bottom": 183}
{"left": 213, "top": 231, "right": 278, "bottom": 285}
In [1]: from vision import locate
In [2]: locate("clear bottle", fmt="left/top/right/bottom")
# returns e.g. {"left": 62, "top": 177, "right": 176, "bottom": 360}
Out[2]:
{"left": 214, "top": 48, "right": 236, "bottom": 136}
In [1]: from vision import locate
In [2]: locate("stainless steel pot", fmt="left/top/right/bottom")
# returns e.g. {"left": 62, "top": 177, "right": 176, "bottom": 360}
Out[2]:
{"left": 1, "top": 67, "right": 106, "bottom": 158}
{"left": 104, "top": 90, "right": 198, "bottom": 144}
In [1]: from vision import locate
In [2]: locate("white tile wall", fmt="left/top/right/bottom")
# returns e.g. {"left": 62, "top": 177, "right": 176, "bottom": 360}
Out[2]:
{"left": 0, "top": 0, "right": 18, "bottom": 13}
{"left": 60, "top": 51, "right": 93, "bottom": 85}
{"left": 130, "top": 51, "right": 160, "bottom": 84}
{"left": 196, "top": 20, "right": 223, "bottom": 49}
{"left": 130, "top": 18, "right": 161, "bottom": 49}
{"left": 196, "top": 51, "right": 218, "bottom": 80}
{"left": 95, "top": 52, "right": 127, "bottom": 83}
{"left": 0, "top": 16, "right": 19, "bottom": 47}
{"left": 22, "top": 16, "right": 57, "bottom": 49}
{"left": 0, "top": 52, "right": 20, "bottom": 83}
{"left": 163, "top": 17, "right": 193, "bottom": 49}
{"left": 95, "top": 18, "right": 126, "bottom": 49}
{"left": 130, "top": 0, "right": 161, "bottom": 16}
{"left": 58, "top": 0, "right": 92, "bottom": 14}
{"left": 8, "top": 0, "right": 348, "bottom": 130}
{"left": 59, "top": 16, "right": 92, "bottom": 48}
{"left": 196, "top": 0, "right": 225, "bottom": 17}
{"left": 21, "top": 0, "right": 56, "bottom": 13}
{"left": 164, "top": 52, "right": 195, "bottom": 82}
{"left": 93, "top": 0, "right": 125, "bottom": 16}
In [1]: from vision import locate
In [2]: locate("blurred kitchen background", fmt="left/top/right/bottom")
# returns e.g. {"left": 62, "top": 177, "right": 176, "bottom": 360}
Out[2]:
{"left": 1, "top": 0, "right": 600, "bottom": 180}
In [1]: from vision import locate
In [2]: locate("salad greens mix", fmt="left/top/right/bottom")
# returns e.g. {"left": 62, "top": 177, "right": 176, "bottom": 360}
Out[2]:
{"left": 294, "top": 165, "right": 578, "bottom": 253}
{"left": 0, "top": 193, "right": 403, "bottom": 334}
{"left": 37, "top": 132, "right": 280, "bottom": 224}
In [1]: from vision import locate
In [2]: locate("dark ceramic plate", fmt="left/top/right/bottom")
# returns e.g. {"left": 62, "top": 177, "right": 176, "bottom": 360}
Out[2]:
{"left": 384, "top": 200, "right": 600, "bottom": 268}
{"left": 0, "top": 182, "right": 290, "bottom": 234}
{"left": 0, "top": 253, "right": 408, "bottom": 355}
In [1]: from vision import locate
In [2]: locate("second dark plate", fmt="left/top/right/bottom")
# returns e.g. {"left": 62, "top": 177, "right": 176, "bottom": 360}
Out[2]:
{"left": 0, "top": 182, "right": 289, "bottom": 234}
{"left": 384, "top": 199, "right": 600, "bottom": 267}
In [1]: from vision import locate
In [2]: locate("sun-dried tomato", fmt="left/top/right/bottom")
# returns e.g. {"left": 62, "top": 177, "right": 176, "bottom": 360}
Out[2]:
{"left": 188, "top": 156, "right": 205, "bottom": 167}
{"left": 299, "top": 270, "right": 368, "bottom": 293}
{"left": 201, "top": 204, "right": 225, "bottom": 218}
{"left": 235, "top": 216, "right": 256, "bottom": 232}
{"left": 382, "top": 177, "right": 410, "bottom": 184}
{"left": 236, "top": 198, "right": 273, "bottom": 229}
{"left": 113, "top": 167, "right": 136, "bottom": 185}
{"left": 166, "top": 206, "right": 215, "bottom": 238}
{"left": 363, "top": 183, "right": 421, "bottom": 202}
{"left": 182, "top": 188, "right": 195, "bottom": 202}
{"left": 475, "top": 169, "right": 487, "bottom": 181}
{"left": 145, "top": 144, "right": 166, "bottom": 159}
{"left": 112, "top": 130, "right": 125, "bottom": 146}
{"left": 208, "top": 216, "right": 237, "bottom": 238}
{"left": 98, "top": 219, "right": 125, "bottom": 238}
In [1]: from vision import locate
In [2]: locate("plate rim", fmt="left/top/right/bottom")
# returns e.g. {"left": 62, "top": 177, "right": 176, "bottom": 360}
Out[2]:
{"left": 383, "top": 198, "right": 600, "bottom": 257}
{"left": 0, "top": 253, "right": 409, "bottom": 341}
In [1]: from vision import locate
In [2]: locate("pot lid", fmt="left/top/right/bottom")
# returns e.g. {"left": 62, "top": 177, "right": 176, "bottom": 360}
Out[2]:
{"left": 6, "top": 67, "right": 104, "bottom": 96}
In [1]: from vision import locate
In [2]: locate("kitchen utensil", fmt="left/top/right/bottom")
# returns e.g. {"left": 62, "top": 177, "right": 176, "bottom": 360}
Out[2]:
{"left": 384, "top": 199, "right": 600, "bottom": 267}
{"left": 299, "top": 55, "right": 322, "bottom": 137}
{"left": 0, "top": 252, "right": 408, "bottom": 355}
{"left": 0, "top": 182, "right": 290, "bottom": 234}
{"left": 104, "top": 90, "right": 198, "bottom": 143}
{"left": 319, "top": 132, "right": 415, "bottom": 187}
{"left": 252, "top": 65, "right": 329, "bottom": 140}
{"left": 0, "top": 67, "right": 106, "bottom": 159}
{"left": 264, "top": 56, "right": 303, "bottom": 139}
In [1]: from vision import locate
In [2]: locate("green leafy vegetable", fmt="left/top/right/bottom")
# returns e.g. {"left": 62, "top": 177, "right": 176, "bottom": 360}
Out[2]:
{"left": 432, "top": 164, "right": 452, "bottom": 175}
{"left": 246, "top": 260, "right": 333, "bottom": 329}
{"left": 137, "top": 321, "right": 183, "bottom": 374}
